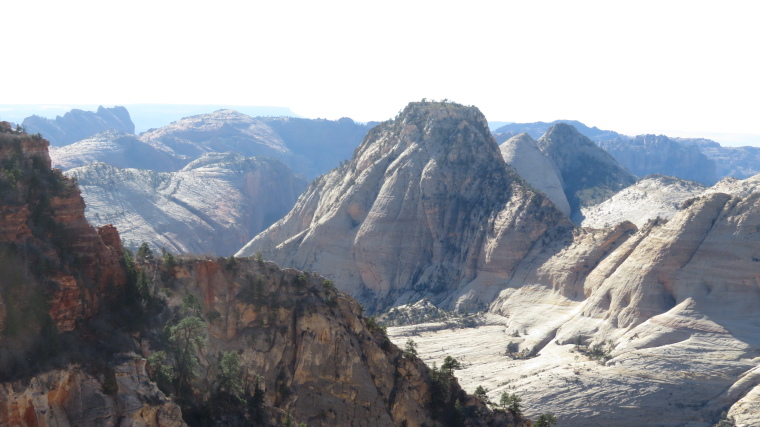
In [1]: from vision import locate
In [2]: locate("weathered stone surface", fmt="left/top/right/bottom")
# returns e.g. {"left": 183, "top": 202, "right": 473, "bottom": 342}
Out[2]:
{"left": 238, "top": 102, "right": 571, "bottom": 312}
{"left": 536, "top": 123, "right": 637, "bottom": 222}
{"left": 143, "top": 258, "right": 524, "bottom": 427}
{"left": 50, "top": 130, "right": 184, "bottom": 172}
{"left": 580, "top": 174, "right": 706, "bottom": 229}
{"left": 392, "top": 174, "right": 760, "bottom": 426}
{"left": 500, "top": 132, "right": 570, "bottom": 216}
{"left": 68, "top": 153, "right": 307, "bottom": 256}
{"left": 0, "top": 360, "right": 184, "bottom": 427}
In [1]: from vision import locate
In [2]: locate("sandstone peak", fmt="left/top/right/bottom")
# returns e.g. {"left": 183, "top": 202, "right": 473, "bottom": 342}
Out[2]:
{"left": 537, "top": 123, "right": 637, "bottom": 222}
{"left": 238, "top": 101, "right": 571, "bottom": 312}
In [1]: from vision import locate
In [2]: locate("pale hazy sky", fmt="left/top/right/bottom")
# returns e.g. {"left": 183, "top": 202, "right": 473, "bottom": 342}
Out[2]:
{"left": 3, "top": 1, "right": 759, "bottom": 145}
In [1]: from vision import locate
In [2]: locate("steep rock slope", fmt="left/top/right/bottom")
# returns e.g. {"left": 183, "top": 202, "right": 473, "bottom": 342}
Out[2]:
{"left": 500, "top": 132, "right": 571, "bottom": 216}
{"left": 238, "top": 102, "right": 571, "bottom": 312}
{"left": 536, "top": 123, "right": 637, "bottom": 222}
{"left": 580, "top": 174, "right": 706, "bottom": 228}
{"left": 396, "top": 174, "right": 760, "bottom": 426}
{"left": 22, "top": 106, "right": 135, "bottom": 146}
{"left": 68, "top": 153, "right": 307, "bottom": 255}
{"left": 135, "top": 257, "right": 524, "bottom": 427}
{"left": 599, "top": 134, "right": 718, "bottom": 185}
{"left": 50, "top": 130, "right": 184, "bottom": 172}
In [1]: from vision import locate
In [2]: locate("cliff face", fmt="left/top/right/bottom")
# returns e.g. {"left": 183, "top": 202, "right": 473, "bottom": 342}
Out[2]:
{"left": 22, "top": 106, "right": 135, "bottom": 147}
{"left": 137, "top": 257, "right": 524, "bottom": 427}
{"left": 0, "top": 359, "right": 184, "bottom": 427}
{"left": 67, "top": 153, "right": 307, "bottom": 256}
{"left": 0, "top": 127, "right": 126, "bottom": 333}
{"left": 238, "top": 102, "right": 572, "bottom": 312}
{"left": 599, "top": 134, "right": 718, "bottom": 185}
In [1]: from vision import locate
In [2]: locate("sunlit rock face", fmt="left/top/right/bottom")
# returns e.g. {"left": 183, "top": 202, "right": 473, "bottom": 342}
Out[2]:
{"left": 68, "top": 153, "right": 307, "bottom": 256}
{"left": 238, "top": 101, "right": 571, "bottom": 312}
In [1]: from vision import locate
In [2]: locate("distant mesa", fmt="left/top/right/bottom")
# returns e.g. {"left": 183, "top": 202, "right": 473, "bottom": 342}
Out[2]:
{"left": 22, "top": 105, "right": 135, "bottom": 146}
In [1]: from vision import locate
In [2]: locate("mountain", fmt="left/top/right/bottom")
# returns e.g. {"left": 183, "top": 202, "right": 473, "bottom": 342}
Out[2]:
{"left": 238, "top": 101, "right": 572, "bottom": 312}
{"left": 0, "top": 121, "right": 525, "bottom": 426}
{"left": 21, "top": 106, "right": 135, "bottom": 146}
{"left": 494, "top": 119, "right": 624, "bottom": 142}
{"left": 140, "top": 109, "right": 372, "bottom": 180}
{"left": 676, "top": 137, "right": 760, "bottom": 179}
{"left": 599, "top": 135, "right": 718, "bottom": 185}
{"left": 67, "top": 153, "right": 307, "bottom": 255}
{"left": 500, "top": 133, "right": 570, "bottom": 216}
{"left": 50, "top": 130, "right": 184, "bottom": 172}
{"left": 536, "top": 123, "right": 637, "bottom": 222}
{"left": 385, "top": 173, "right": 760, "bottom": 426}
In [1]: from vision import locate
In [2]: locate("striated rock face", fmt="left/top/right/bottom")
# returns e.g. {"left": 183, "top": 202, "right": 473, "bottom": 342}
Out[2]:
{"left": 0, "top": 359, "right": 184, "bottom": 427}
{"left": 141, "top": 257, "right": 525, "bottom": 427}
{"left": 536, "top": 123, "right": 637, "bottom": 222}
{"left": 580, "top": 174, "right": 706, "bottom": 228}
{"left": 238, "top": 102, "right": 572, "bottom": 312}
{"left": 50, "top": 130, "right": 185, "bottom": 172}
{"left": 395, "top": 174, "right": 760, "bottom": 426}
{"left": 0, "top": 127, "right": 126, "bottom": 333}
{"left": 500, "top": 132, "right": 571, "bottom": 216}
{"left": 22, "top": 106, "right": 135, "bottom": 146}
{"left": 67, "top": 153, "right": 307, "bottom": 256}
{"left": 599, "top": 134, "right": 718, "bottom": 185}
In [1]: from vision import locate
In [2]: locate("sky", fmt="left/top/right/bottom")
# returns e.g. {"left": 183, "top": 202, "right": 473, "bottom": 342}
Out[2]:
{"left": 3, "top": 1, "right": 759, "bottom": 146}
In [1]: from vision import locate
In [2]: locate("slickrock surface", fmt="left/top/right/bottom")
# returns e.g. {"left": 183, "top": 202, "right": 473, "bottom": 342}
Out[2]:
{"left": 536, "top": 123, "right": 637, "bottom": 222}
{"left": 580, "top": 174, "right": 706, "bottom": 228}
{"left": 500, "top": 133, "right": 571, "bottom": 216}
{"left": 68, "top": 153, "right": 307, "bottom": 255}
{"left": 391, "top": 174, "right": 760, "bottom": 426}
{"left": 50, "top": 130, "right": 184, "bottom": 172}
{"left": 238, "top": 102, "right": 571, "bottom": 312}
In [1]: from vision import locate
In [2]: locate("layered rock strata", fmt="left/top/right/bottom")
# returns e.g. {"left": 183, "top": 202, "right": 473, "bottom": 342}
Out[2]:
{"left": 238, "top": 102, "right": 572, "bottom": 312}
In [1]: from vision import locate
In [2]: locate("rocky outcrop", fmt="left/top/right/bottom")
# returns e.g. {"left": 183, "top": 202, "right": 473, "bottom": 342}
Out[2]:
{"left": 599, "top": 134, "right": 718, "bottom": 185}
{"left": 580, "top": 174, "right": 706, "bottom": 228}
{"left": 0, "top": 359, "right": 184, "bottom": 427}
{"left": 68, "top": 153, "right": 307, "bottom": 255}
{"left": 50, "top": 130, "right": 185, "bottom": 172}
{"left": 138, "top": 257, "right": 525, "bottom": 427}
{"left": 22, "top": 106, "right": 135, "bottom": 146}
{"left": 394, "top": 174, "right": 760, "bottom": 426}
{"left": 536, "top": 123, "right": 637, "bottom": 222}
{"left": 238, "top": 101, "right": 572, "bottom": 312}
{"left": 0, "top": 126, "right": 126, "bottom": 333}
{"left": 500, "top": 132, "right": 571, "bottom": 216}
